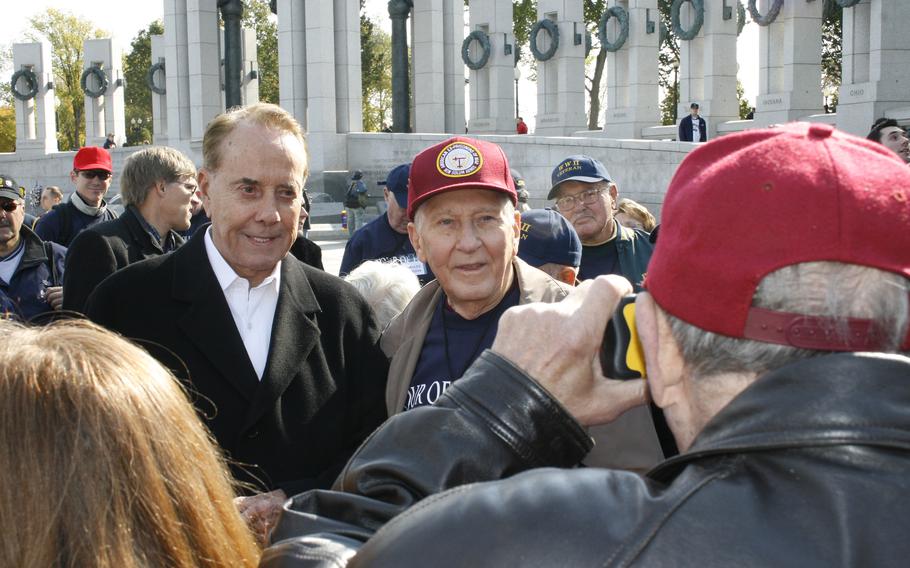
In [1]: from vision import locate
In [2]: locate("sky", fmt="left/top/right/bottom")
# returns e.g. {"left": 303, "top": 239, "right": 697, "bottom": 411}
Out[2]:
{"left": 4, "top": 0, "right": 760, "bottom": 128}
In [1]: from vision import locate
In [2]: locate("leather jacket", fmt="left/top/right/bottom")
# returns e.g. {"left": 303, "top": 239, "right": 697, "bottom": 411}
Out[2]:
{"left": 262, "top": 351, "right": 910, "bottom": 567}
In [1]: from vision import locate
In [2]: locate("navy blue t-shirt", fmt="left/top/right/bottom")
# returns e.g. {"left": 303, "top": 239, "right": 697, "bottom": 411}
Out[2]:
{"left": 403, "top": 282, "right": 521, "bottom": 412}
{"left": 339, "top": 212, "right": 434, "bottom": 285}
{"left": 577, "top": 239, "right": 619, "bottom": 282}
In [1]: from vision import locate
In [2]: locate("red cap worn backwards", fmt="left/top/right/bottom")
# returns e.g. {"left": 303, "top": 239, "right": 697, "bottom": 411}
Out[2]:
{"left": 407, "top": 136, "right": 517, "bottom": 220}
{"left": 73, "top": 146, "right": 113, "bottom": 173}
{"left": 646, "top": 122, "right": 910, "bottom": 351}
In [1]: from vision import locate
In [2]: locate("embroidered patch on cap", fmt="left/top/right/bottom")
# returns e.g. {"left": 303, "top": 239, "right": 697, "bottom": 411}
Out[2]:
{"left": 436, "top": 142, "right": 483, "bottom": 178}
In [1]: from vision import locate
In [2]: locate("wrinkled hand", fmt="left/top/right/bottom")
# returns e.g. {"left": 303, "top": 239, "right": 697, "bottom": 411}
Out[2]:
{"left": 235, "top": 488, "right": 287, "bottom": 547}
{"left": 491, "top": 275, "right": 648, "bottom": 427}
{"left": 45, "top": 286, "right": 63, "bottom": 310}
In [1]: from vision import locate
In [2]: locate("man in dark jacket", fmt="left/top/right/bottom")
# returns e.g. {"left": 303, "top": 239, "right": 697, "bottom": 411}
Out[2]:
{"left": 339, "top": 164, "right": 432, "bottom": 285}
{"left": 35, "top": 146, "right": 118, "bottom": 247}
{"left": 0, "top": 174, "right": 65, "bottom": 321}
{"left": 261, "top": 123, "right": 910, "bottom": 567}
{"left": 549, "top": 154, "right": 653, "bottom": 288}
{"left": 678, "top": 102, "right": 707, "bottom": 142}
{"left": 85, "top": 103, "right": 388, "bottom": 542}
{"left": 63, "top": 146, "right": 199, "bottom": 313}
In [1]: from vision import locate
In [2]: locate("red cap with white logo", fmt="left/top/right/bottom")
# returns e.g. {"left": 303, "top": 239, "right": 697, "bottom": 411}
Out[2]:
{"left": 407, "top": 136, "right": 517, "bottom": 220}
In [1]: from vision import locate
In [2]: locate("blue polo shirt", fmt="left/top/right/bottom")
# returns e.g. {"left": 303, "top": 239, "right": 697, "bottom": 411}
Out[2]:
{"left": 403, "top": 282, "right": 520, "bottom": 412}
{"left": 339, "top": 212, "right": 434, "bottom": 285}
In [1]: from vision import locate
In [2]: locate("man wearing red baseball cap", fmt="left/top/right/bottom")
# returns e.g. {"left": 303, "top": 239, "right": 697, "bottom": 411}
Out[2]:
{"left": 34, "top": 146, "right": 118, "bottom": 247}
{"left": 264, "top": 123, "right": 910, "bottom": 567}
{"left": 380, "top": 136, "right": 571, "bottom": 417}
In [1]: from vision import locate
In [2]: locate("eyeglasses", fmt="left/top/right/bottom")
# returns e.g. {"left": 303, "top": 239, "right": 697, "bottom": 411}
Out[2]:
{"left": 554, "top": 187, "right": 605, "bottom": 211}
{"left": 0, "top": 201, "right": 20, "bottom": 212}
{"left": 79, "top": 170, "right": 112, "bottom": 181}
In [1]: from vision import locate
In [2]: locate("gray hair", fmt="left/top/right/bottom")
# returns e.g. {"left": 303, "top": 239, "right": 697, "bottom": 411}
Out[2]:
{"left": 666, "top": 262, "right": 910, "bottom": 379}
{"left": 119, "top": 147, "right": 196, "bottom": 207}
{"left": 344, "top": 261, "right": 421, "bottom": 330}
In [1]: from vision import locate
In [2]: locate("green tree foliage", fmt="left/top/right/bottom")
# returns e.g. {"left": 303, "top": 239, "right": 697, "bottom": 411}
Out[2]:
{"left": 658, "top": 0, "right": 681, "bottom": 126}
{"left": 26, "top": 9, "right": 107, "bottom": 150}
{"left": 360, "top": 10, "right": 392, "bottom": 131}
{"left": 123, "top": 20, "right": 163, "bottom": 146}
{"left": 821, "top": 0, "right": 842, "bottom": 111}
{"left": 243, "top": 0, "right": 278, "bottom": 105}
{"left": 737, "top": 81, "right": 751, "bottom": 119}
{"left": 0, "top": 106, "right": 16, "bottom": 153}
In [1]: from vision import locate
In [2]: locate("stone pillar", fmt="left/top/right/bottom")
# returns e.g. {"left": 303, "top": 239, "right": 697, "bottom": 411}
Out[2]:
{"left": 413, "top": 0, "right": 445, "bottom": 133}
{"left": 11, "top": 41, "right": 57, "bottom": 154}
{"left": 442, "top": 0, "right": 466, "bottom": 133}
{"left": 82, "top": 39, "right": 126, "bottom": 147}
{"left": 467, "top": 0, "right": 515, "bottom": 134}
{"left": 534, "top": 0, "right": 587, "bottom": 135}
{"left": 219, "top": 0, "right": 243, "bottom": 108}
{"left": 334, "top": 0, "right": 363, "bottom": 133}
{"left": 277, "top": 0, "right": 344, "bottom": 189}
{"left": 837, "top": 0, "right": 910, "bottom": 137}
{"left": 753, "top": 0, "right": 823, "bottom": 126}
{"left": 677, "top": 0, "right": 739, "bottom": 138}
{"left": 186, "top": 0, "right": 222, "bottom": 140}
{"left": 150, "top": 34, "right": 169, "bottom": 145}
{"left": 602, "top": 0, "right": 660, "bottom": 138}
{"left": 389, "top": 0, "right": 412, "bottom": 132}
{"left": 240, "top": 28, "right": 260, "bottom": 106}
{"left": 164, "top": 0, "right": 192, "bottom": 144}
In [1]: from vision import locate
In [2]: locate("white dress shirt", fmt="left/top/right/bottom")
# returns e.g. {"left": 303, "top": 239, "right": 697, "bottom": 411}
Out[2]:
{"left": 204, "top": 228, "right": 281, "bottom": 380}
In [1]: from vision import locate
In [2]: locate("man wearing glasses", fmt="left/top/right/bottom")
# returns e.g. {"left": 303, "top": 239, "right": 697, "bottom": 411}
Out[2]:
{"left": 0, "top": 174, "right": 65, "bottom": 320}
{"left": 549, "top": 155, "right": 653, "bottom": 289}
{"left": 35, "top": 146, "right": 118, "bottom": 247}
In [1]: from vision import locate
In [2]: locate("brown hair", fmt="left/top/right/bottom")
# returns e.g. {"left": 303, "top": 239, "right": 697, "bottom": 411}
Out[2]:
{"left": 0, "top": 319, "right": 260, "bottom": 567}
{"left": 202, "top": 103, "right": 309, "bottom": 179}
{"left": 120, "top": 146, "right": 196, "bottom": 207}
{"left": 617, "top": 198, "right": 657, "bottom": 232}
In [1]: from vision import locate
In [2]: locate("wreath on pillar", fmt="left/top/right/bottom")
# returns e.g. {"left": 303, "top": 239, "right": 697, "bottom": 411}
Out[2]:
{"left": 529, "top": 19, "right": 560, "bottom": 61}
{"left": 598, "top": 6, "right": 630, "bottom": 53}
{"left": 747, "top": 0, "right": 783, "bottom": 27}
{"left": 462, "top": 30, "right": 492, "bottom": 70}
{"left": 10, "top": 69, "right": 39, "bottom": 101}
{"left": 835, "top": 0, "right": 862, "bottom": 7}
{"left": 147, "top": 61, "right": 167, "bottom": 95}
{"left": 81, "top": 65, "right": 109, "bottom": 98}
{"left": 737, "top": 1, "right": 747, "bottom": 36}
{"left": 671, "top": 0, "right": 705, "bottom": 41}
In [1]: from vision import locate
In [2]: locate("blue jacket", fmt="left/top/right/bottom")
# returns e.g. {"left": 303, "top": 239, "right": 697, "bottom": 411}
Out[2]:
{"left": 340, "top": 212, "right": 434, "bottom": 285}
{"left": 678, "top": 114, "right": 707, "bottom": 142}
{"left": 0, "top": 225, "right": 66, "bottom": 321}
{"left": 34, "top": 199, "right": 118, "bottom": 247}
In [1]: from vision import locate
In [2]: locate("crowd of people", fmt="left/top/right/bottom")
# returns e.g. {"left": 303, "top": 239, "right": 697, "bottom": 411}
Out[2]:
{"left": 0, "top": 102, "right": 908, "bottom": 567}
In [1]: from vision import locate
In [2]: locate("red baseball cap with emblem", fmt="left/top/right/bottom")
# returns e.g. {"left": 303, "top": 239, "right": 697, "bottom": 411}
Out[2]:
{"left": 646, "top": 122, "right": 910, "bottom": 351}
{"left": 73, "top": 146, "right": 113, "bottom": 173}
{"left": 407, "top": 136, "right": 517, "bottom": 220}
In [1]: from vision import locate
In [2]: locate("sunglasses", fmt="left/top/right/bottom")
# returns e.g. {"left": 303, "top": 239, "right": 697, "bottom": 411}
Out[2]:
{"left": 0, "top": 201, "right": 20, "bottom": 212}
{"left": 79, "top": 170, "right": 112, "bottom": 181}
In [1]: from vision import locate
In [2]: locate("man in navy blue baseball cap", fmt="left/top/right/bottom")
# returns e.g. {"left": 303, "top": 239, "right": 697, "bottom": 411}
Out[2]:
{"left": 517, "top": 208, "right": 581, "bottom": 285}
{"left": 548, "top": 154, "right": 652, "bottom": 290}
{"left": 340, "top": 163, "right": 433, "bottom": 284}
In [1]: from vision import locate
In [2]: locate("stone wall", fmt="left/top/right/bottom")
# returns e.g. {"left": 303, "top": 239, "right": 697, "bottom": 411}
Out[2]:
{"left": 0, "top": 133, "right": 694, "bottom": 220}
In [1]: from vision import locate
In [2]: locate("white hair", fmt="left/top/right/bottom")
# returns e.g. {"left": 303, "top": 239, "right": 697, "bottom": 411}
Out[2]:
{"left": 666, "top": 262, "right": 910, "bottom": 379}
{"left": 344, "top": 261, "right": 421, "bottom": 330}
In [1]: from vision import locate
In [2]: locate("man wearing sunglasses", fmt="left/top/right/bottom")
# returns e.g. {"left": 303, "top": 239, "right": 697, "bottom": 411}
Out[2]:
{"left": 549, "top": 155, "right": 653, "bottom": 289}
{"left": 0, "top": 174, "right": 66, "bottom": 320}
{"left": 34, "top": 146, "right": 118, "bottom": 247}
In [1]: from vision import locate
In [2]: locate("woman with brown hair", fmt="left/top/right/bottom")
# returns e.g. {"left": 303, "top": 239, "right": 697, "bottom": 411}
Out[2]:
{"left": 0, "top": 319, "right": 261, "bottom": 567}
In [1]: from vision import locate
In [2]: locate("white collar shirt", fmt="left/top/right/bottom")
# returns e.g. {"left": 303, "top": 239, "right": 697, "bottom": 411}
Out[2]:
{"left": 204, "top": 228, "right": 281, "bottom": 380}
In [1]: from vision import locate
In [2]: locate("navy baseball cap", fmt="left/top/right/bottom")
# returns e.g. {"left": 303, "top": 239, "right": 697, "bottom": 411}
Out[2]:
{"left": 548, "top": 155, "right": 612, "bottom": 199}
{"left": 383, "top": 163, "right": 410, "bottom": 208}
{"left": 0, "top": 174, "right": 24, "bottom": 202}
{"left": 518, "top": 208, "right": 582, "bottom": 268}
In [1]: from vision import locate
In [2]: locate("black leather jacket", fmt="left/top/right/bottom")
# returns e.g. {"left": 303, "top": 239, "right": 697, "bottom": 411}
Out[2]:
{"left": 262, "top": 351, "right": 910, "bottom": 567}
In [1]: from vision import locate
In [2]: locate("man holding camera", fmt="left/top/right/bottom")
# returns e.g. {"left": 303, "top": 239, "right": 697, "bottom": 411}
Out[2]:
{"left": 263, "top": 123, "right": 910, "bottom": 567}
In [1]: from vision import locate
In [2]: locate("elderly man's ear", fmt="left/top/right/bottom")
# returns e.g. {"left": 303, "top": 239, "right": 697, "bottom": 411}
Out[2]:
{"left": 634, "top": 293, "right": 686, "bottom": 411}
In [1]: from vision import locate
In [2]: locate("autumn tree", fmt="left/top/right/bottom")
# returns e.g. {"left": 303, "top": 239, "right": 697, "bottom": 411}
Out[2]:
{"left": 26, "top": 9, "right": 107, "bottom": 150}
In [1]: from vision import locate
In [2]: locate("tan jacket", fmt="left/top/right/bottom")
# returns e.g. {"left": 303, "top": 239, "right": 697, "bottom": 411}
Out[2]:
{"left": 381, "top": 258, "right": 570, "bottom": 415}
{"left": 381, "top": 257, "right": 664, "bottom": 472}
